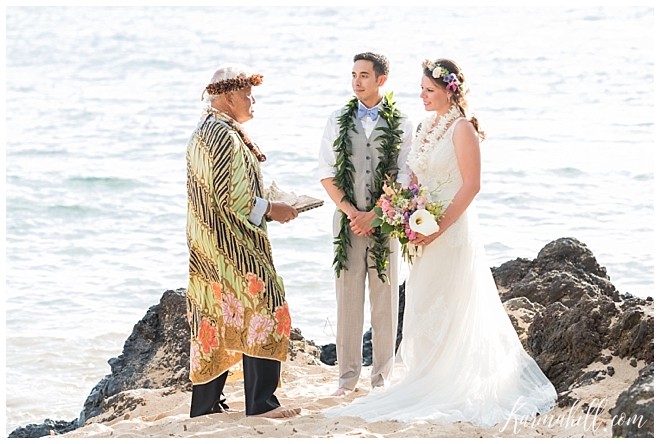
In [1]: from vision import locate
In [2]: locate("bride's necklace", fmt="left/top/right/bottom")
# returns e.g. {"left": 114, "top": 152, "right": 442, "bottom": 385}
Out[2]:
{"left": 408, "top": 106, "right": 461, "bottom": 173}
{"left": 420, "top": 106, "right": 462, "bottom": 147}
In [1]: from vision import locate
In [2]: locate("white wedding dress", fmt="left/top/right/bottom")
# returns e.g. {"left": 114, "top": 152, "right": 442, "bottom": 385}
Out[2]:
{"left": 326, "top": 117, "right": 557, "bottom": 427}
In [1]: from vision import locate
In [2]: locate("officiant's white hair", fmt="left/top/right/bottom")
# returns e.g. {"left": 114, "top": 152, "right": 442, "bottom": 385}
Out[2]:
{"left": 209, "top": 63, "right": 254, "bottom": 84}
{"left": 204, "top": 63, "right": 255, "bottom": 103}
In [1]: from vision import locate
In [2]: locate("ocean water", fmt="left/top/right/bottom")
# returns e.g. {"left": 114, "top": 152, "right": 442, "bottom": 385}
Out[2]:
{"left": 4, "top": 6, "right": 653, "bottom": 434}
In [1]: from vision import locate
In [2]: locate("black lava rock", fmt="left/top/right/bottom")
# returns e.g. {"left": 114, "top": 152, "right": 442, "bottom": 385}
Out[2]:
{"left": 610, "top": 363, "right": 654, "bottom": 438}
{"left": 8, "top": 418, "right": 78, "bottom": 438}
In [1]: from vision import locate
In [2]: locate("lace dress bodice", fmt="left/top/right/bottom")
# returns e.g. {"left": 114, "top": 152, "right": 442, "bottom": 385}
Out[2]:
{"left": 407, "top": 116, "right": 465, "bottom": 202}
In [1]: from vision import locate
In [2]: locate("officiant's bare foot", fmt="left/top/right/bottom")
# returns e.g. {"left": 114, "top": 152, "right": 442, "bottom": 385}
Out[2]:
{"left": 332, "top": 387, "right": 352, "bottom": 397}
{"left": 249, "top": 406, "right": 301, "bottom": 418}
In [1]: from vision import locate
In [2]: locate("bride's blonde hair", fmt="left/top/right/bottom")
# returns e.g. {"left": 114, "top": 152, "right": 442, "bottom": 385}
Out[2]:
{"left": 423, "top": 59, "right": 486, "bottom": 141}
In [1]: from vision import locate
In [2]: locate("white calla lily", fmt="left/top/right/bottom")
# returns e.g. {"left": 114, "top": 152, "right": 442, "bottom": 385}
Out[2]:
{"left": 408, "top": 209, "right": 439, "bottom": 236}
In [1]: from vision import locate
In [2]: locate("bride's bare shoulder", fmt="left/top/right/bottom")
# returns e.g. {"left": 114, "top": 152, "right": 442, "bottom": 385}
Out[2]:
{"left": 453, "top": 119, "right": 479, "bottom": 145}
{"left": 455, "top": 118, "right": 477, "bottom": 132}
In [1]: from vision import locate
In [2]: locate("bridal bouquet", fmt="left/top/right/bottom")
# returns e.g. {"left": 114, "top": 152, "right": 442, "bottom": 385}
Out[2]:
{"left": 371, "top": 181, "right": 450, "bottom": 262}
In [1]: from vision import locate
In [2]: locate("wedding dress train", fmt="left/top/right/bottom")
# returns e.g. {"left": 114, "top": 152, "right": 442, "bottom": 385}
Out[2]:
{"left": 326, "top": 117, "right": 556, "bottom": 427}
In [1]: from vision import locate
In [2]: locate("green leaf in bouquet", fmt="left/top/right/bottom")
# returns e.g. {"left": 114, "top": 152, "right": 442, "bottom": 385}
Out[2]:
{"left": 381, "top": 223, "right": 394, "bottom": 234}
{"left": 371, "top": 218, "right": 383, "bottom": 227}
{"left": 373, "top": 206, "right": 383, "bottom": 217}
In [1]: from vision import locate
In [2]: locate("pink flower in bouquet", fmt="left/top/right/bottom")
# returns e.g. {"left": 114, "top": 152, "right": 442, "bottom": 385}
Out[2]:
{"left": 381, "top": 199, "right": 391, "bottom": 213}
{"left": 405, "top": 226, "right": 416, "bottom": 241}
{"left": 372, "top": 180, "right": 450, "bottom": 263}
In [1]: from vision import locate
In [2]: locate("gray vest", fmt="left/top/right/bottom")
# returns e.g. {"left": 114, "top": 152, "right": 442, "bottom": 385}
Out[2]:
{"left": 351, "top": 115, "right": 386, "bottom": 211}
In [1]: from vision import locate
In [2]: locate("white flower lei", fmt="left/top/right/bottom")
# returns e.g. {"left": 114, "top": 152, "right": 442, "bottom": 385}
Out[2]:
{"left": 407, "top": 106, "right": 462, "bottom": 174}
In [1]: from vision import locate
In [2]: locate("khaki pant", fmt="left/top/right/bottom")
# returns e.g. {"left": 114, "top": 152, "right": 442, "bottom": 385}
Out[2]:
{"left": 333, "top": 211, "right": 399, "bottom": 390}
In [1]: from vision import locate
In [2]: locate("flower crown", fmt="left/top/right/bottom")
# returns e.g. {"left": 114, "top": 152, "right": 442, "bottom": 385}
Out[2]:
{"left": 204, "top": 73, "right": 264, "bottom": 96}
{"left": 422, "top": 60, "right": 463, "bottom": 92}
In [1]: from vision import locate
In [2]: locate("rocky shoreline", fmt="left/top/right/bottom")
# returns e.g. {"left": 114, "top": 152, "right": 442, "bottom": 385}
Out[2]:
{"left": 9, "top": 238, "right": 654, "bottom": 438}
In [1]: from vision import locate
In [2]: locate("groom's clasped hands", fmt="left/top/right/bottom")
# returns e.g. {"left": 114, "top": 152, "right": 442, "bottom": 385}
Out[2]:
{"left": 348, "top": 210, "right": 378, "bottom": 237}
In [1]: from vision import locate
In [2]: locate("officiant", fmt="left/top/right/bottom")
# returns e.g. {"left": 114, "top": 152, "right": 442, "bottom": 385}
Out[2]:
{"left": 185, "top": 63, "right": 300, "bottom": 419}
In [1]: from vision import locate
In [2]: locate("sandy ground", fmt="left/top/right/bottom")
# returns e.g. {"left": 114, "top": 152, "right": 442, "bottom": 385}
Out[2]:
{"left": 56, "top": 346, "right": 642, "bottom": 438}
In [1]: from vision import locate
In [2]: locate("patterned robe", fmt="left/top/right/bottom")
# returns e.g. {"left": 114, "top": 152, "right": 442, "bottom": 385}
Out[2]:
{"left": 186, "top": 112, "right": 290, "bottom": 385}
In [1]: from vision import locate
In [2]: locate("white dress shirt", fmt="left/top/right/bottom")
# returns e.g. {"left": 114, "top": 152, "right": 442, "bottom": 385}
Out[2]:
{"left": 249, "top": 197, "right": 268, "bottom": 225}
{"left": 318, "top": 98, "right": 414, "bottom": 186}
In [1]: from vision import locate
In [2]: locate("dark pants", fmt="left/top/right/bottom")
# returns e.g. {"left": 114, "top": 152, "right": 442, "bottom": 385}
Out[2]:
{"left": 190, "top": 354, "right": 281, "bottom": 418}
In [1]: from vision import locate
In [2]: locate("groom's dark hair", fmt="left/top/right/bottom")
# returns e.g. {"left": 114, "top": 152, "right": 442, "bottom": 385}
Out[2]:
{"left": 354, "top": 52, "right": 389, "bottom": 78}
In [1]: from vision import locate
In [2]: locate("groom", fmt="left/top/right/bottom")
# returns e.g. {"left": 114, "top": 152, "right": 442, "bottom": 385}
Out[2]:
{"left": 318, "top": 52, "right": 414, "bottom": 396}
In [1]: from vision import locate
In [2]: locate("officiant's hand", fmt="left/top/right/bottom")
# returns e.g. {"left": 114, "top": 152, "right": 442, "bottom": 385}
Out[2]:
{"left": 349, "top": 211, "right": 376, "bottom": 237}
{"left": 269, "top": 201, "right": 298, "bottom": 224}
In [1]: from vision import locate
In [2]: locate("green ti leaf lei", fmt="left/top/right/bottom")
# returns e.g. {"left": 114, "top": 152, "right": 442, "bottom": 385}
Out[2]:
{"left": 331, "top": 92, "right": 404, "bottom": 284}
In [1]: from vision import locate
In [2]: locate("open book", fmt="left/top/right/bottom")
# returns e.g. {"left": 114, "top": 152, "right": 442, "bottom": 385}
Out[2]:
{"left": 265, "top": 181, "right": 324, "bottom": 213}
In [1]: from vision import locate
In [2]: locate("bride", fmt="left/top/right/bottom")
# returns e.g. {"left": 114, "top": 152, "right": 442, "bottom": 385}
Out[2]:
{"left": 326, "top": 59, "right": 557, "bottom": 427}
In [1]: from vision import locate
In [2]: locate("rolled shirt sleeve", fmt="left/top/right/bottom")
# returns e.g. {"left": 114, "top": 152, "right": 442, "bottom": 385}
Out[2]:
{"left": 248, "top": 196, "right": 269, "bottom": 225}
{"left": 395, "top": 117, "right": 415, "bottom": 187}
{"left": 318, "top": 110, "right": 342, "bottom": 181}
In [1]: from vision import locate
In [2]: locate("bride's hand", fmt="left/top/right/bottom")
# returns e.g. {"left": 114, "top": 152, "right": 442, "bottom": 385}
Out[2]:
{"left": 409, "top": 231, "right": 441, "bottom": 246}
